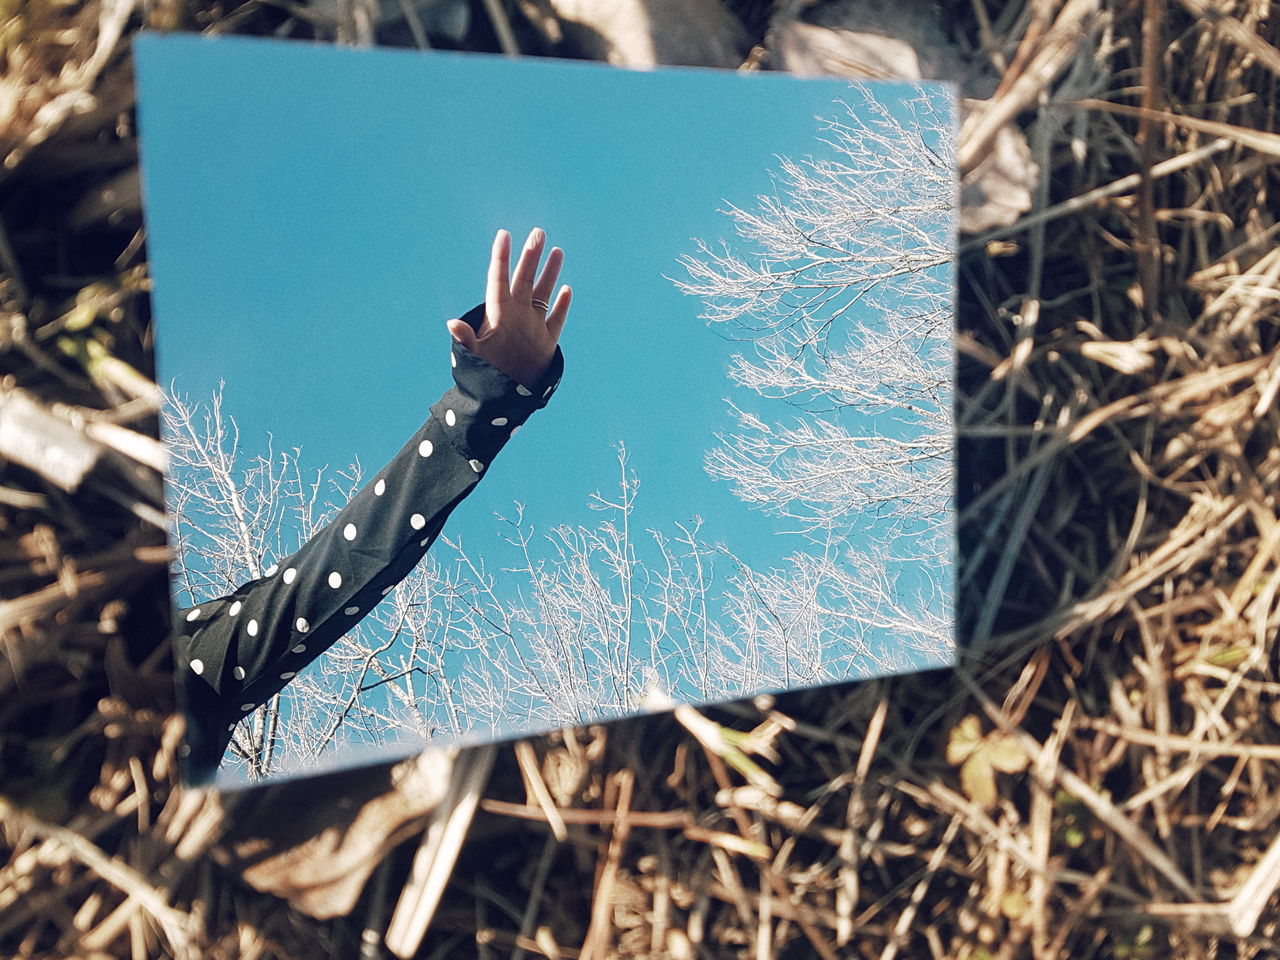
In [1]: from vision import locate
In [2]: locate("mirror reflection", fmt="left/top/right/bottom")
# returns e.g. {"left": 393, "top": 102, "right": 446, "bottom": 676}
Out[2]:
{"left": 135, "top": 35, "right": 956, "bottom": 785}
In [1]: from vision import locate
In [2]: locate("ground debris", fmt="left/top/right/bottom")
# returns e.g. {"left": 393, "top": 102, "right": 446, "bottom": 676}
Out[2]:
{"left": 3, "top": 1, "right": 1280, "bottom": 958}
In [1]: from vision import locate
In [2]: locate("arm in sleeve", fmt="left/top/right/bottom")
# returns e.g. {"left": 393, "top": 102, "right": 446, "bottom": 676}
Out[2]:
{"left": 172, "top": 303, "right": 563, "bottom": 782}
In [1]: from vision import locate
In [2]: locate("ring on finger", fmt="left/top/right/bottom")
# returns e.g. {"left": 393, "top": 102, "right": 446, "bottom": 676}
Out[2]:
{"left": 532, "top": 298, "right": 550, "bottom": 311}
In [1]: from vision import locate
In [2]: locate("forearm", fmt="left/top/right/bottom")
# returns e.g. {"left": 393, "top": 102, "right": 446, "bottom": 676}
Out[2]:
{"left": 173, "top": 303, "right": 563, "bottom": 779}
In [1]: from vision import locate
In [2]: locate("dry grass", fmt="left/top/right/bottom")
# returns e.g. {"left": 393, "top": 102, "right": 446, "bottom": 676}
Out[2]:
{"left": 2, "top": 0, "right": 1280, "bottom": 957}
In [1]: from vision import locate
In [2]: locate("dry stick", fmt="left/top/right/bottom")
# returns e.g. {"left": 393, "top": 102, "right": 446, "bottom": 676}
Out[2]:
{"left": 1142, "top": 831, "right": 1280, "bottom": 938}
{"left": 479, "top": 799, "right": 689, "bottom": 829}
{"left": 1029, "top": 697, "right": 1073, "bottom": 958}
{"left": 710, "top": 844, "right": 755, "bottom": 929}
{"left": 978, "top": 497, "right": 1252, "bottom": 689}
{"left": 578, "top": 769, "right": 634, "bottom": 960}
{"left": 1176, "top": 0, "right": 1280, "bottom": 78}
{"left": 396, "top": 0, "right": 432, "bottom": 49}
{"left": 1218, "top": 246, "right": 1280, "bottom": 338}
{"left": 961, "top": 138, "right": 1232, "bottom": 253}
{"left": 1185, "top": 646, "right": 1268, "bottom": 769}
{"left": 922, "top": 761, "right": 1158, "bottom": 906}
{"left": 962, "top": 666, "right": 1203, "bottom": 901}
{"left": 1118, "top": 740, "right": 1223, "bottom": 815}
{"left": 1083, "top": 718, "right": 1280, "bottom": 760}
{"left": 837, "top": 691, "right": 889, "bottom": 945}
{"left": 480, "top": 0, "right": 520, "bottom": 56}
{"left": 1137, "top": 0, "right": 1162, "bottom": 328}
{"left": 1075, "top": 98, "right": 1280, "bottom": 158}
{"left": 757, "top": 872, "right": 773, "bottom": 960}
{"left": 972, "top": 420, "right": 1060, "bottom": 646}
{"left": 1224, "top": 828, "right": 1280, "bottom": 937}
{"left": 514, "top": 741, "right": 568, "bottom": 842}
{"left": 1130, "top": 604, "right": 1175, "bottom": 845}
{"left": 1251, "top": 340, "right": 1280, "bottom": 420}
{"left": 701, "top": 878, "right": 846, "bottom": 932}
{"left": 876, "top": 815, "right": 962, "bottom": 960}
{"left": 958, "top": 0, "right": 1098, "bottom": 174}
{"left": 968, "top": 0, "right": 1008, "bottom": 75}
{"left": 0, "top": 798, "right": 196, "bottom": 959}
{"left": 988, "top": 0, "right": 1051, "bottom": 106}
{"left": 694, "top": 737, "right": 842, "bottom": 960}
{"left": 509, "top": 834, "right": 560, "bottom": 960}
{"left": 385, "top": 745, "right": 498, "bottom": 959}
{"left": 1043, "top": 865, "right": 1113, "bottom": 958}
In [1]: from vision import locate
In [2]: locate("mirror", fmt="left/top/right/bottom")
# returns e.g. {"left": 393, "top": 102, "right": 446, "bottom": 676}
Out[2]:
{"left": 135, "top": 34, "right": 956, "bottom": 785}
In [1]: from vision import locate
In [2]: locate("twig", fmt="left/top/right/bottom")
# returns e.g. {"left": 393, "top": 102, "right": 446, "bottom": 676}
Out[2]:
{"left": 515, "top": 741, "right": 568, "bottom": 842}
{"left": 480, "top": 0, "right": 520, "bottom": 55}
{"left": 579, "top": 769, "right": 634, "bottom": 960}
{"left": 385, "top": 745, "right": 498, "bottom": 959}
{"left": 0, "top": 798, "right": 197, "bottom": 959}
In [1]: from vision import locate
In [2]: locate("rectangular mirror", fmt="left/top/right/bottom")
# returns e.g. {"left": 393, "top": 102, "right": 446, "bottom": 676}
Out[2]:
{"left": 135, "top": 34, "right": 956, "bottom": 786}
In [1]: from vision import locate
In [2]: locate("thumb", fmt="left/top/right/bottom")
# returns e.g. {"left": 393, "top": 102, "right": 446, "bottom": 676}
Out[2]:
{"left": 446, "top": 319, "right": 478, "bottom": 353}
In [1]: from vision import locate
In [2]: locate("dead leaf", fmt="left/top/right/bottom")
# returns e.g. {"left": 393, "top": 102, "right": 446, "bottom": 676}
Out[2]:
{"left": 946, "top": 714, "right": 983, "bottom": 765}
{"left": 217, "top": 749, "right": 454, "bottom": 919}
{"left": 960, "top": 751, "right": 997, "bottom": 811}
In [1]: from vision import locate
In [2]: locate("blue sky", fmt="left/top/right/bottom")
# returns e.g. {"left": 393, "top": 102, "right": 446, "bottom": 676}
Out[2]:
{"left": 136, "top": 35, "right": 954, "bottom": 760}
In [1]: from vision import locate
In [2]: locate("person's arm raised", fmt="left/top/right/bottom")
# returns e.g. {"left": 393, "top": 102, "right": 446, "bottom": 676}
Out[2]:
{"left": 173, "top": 227, "right": 572, "bottom": 782}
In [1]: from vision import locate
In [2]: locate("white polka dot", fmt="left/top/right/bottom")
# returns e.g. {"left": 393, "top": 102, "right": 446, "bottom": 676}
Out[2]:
{"left": 328, "top": 571, "right": 342, "bottom": 589}
{"left": 418, "top": 440, "right": 433, "bottom": 457}
{"left": 292, "top": 643, "right": 307, "bottom": 654}
{"left": 283, "top": 567, "right": 297, "bottom": 584}
{"left": 280, "top": 671, "right": 296, "bottom": 680}
{"left": 227, "top": 723, "right": 236, "bottom": 732}
{"left": 445, "top": 409, "right": 456, "bottom": 426}
{"left": 510, "top": 426, "right": 521, "bottom": 438}
{"left": 179, "top": 743, "right": 191, "bottom": 757}
{"left": 239, "top": 703, "right": 255, "bottom": 712}
{"left": 451, "top": 353, "right": 457, "bottom": 368}
{"left": 410, "top": 513, "right": 426, "bottom": 530}
{"left": 543, "top": 384, "right": 554, "bottom": 398}
{"left": 491, "top": 417, "right": 508, "bottom": 426}
{"left": 233, "top": 666, "right": 245, "bottom": 680}
{"left": 229, "top": 601, "right": 242, "bottom": 616}
{"left": 516, "top": 384, "right": 532, "bottom": 397}
{"left": 382, "top": 584, "right": 394, "bottom": 596}
{"left": 469, "top": 459, "right": 485, "bottom": 473}
{"left": 374, "top": 478, "right": 386, "bottom": 496}
{"left": 344, "top": 605, "right": 360, "bottom": 615}
{"left": 264, "top": 563, "right": 278, "bottom": 577}
{"left": 295, "top": 617, "right": 309, "bottom": 633}
{"left": 190, "top": 658, "right": 204, "bottom": 675}
{"left": 185, "top": 607, "right": 202, "bottom": 622}
{"left": 343, "top": 523, "right": 357, "bottom": 541}
{"left": 420, "top": 537, "right": 430, "bottom": 547}
{"left": 247, "top": 619, "right": 258, "bottom": 637}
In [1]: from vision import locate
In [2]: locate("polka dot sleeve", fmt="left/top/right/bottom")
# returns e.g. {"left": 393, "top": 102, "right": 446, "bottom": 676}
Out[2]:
{"left": 172, "top": 303, "right": 564, "bottom": 783}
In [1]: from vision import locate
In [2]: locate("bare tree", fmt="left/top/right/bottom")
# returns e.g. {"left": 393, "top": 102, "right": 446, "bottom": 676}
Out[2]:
{"left": 163, "top": 89, "right": 957, "bottom": 778}
{"left": 166, "top": 398, "right": 791, "bottom": 778}
{"left": 165, "top": 387, "right": 322, "bottom": 778}
{"left": 673, "top": 86, "right": 956, "bottom": 667}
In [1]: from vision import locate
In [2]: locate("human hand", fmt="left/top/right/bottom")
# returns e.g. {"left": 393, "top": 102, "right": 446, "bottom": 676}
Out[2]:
{"left": 446, "top": 227, "right": 571, "bottom": 388}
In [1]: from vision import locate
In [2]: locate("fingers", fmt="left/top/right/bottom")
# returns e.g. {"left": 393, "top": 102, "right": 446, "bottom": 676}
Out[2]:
{"left": 509, "top": 227, "right": 545, "bottom": 300}
{"left": 532, "top": 245, "right": 564, "bottom": 306}
{"left": 486, "top": 229, "right": 511, "bottom": 309}
{"left": 446, "top": 318, "right": 479, "bottom": 353}
{"left": 546, "top": 284, "right": 572, "bottom": 343}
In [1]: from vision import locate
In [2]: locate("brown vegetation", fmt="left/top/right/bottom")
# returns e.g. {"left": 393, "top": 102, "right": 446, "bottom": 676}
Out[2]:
{"left": 2, "top": 0, "right": 1280, "bottom": 957}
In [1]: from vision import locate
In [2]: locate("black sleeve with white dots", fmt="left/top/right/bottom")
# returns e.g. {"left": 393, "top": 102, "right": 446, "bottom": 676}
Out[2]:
{"left": 171, "top": 304, "right": 563, "bottom": 783}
